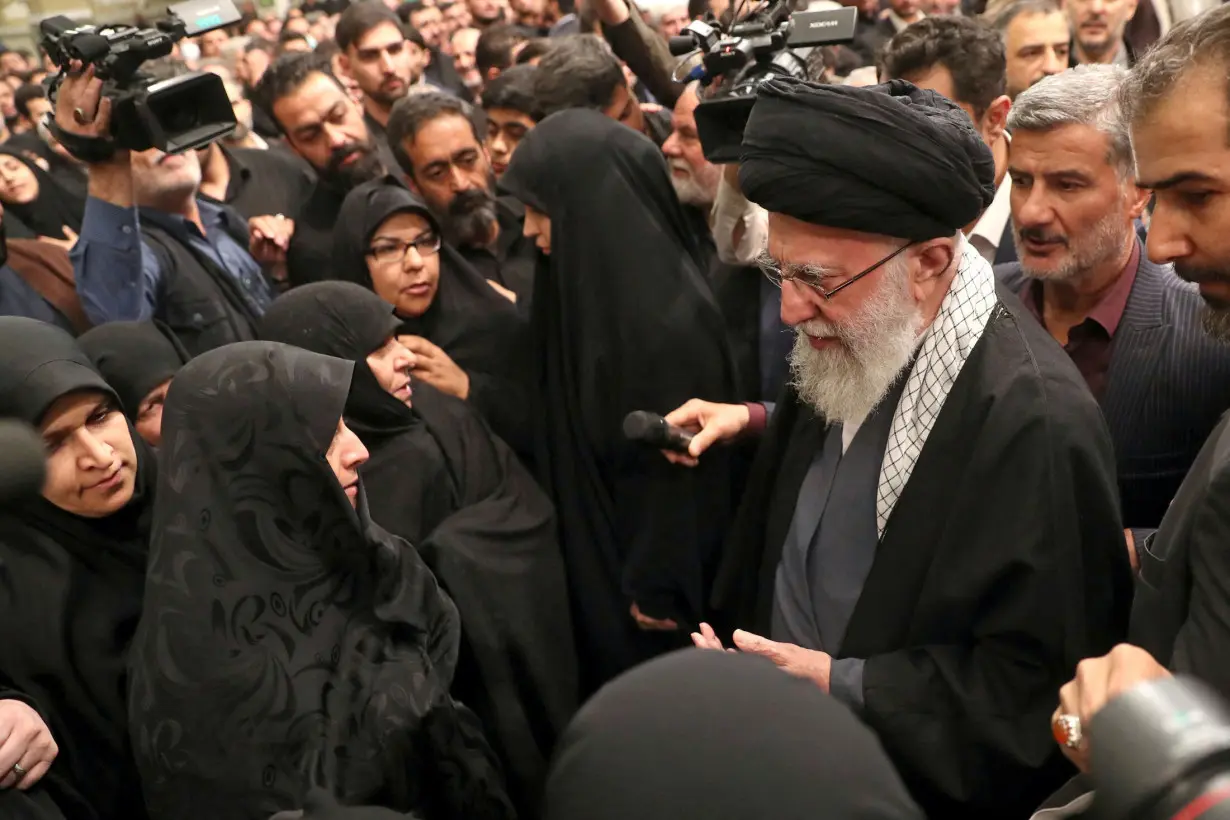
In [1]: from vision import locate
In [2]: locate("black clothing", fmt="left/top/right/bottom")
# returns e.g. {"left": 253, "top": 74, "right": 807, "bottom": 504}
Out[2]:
{"left": 425, "top": 51, "right": 468, "bottom": 98}
{"left": 740, "top": 78, "right": 997, "bottom": 241}
{"left": 501, "top": 109, "right": 742, "bottom": 689}
{"left": 850, "top": 14, "right": 893, "bottom": 66}
{"left": 139, "top": 208, "right": 262, "bottom": 356}
{"left": 362, "top": 111, "right": 406, "bottom": 181}
{"left": 711, "top": 288, "right": 1133, "bottom": 818}
{"left": 331, "top": 180, "right": 533, "bottom": 457}
{"left": 126, "top": 341, "right": 514, "bottom": 820}
{"left": 545, "top": 650, "right": 925, "bottom": 820}
{"left": 78, "top": 321, "right": 191, "bottom": 422}
{"left": 455, "top": 196, "right": 538, "bottom": 305}
{"left": 0, "top": 148, "right": 83, "bottom": 240}
{"left": 198, "top": 144, "right": 315, "bottom": 221}
{"left": 260, "top": 281, "right": 578, "bottom": 812}
{"left": 0, "top": 317, "right": 153, "bottom": 820}
{"left": 287, "top": 180, "right": 349, "bottom": 286}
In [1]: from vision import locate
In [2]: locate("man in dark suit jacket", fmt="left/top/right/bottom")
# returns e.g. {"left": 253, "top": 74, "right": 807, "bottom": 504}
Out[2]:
{"left": 994, "top": 65, "right": 1230, "bottom": 533}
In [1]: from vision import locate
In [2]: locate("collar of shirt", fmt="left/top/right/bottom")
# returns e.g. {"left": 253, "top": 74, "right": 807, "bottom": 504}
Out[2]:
{"left": 140, "top": 199, "right": 241, "bottom": 243}
{"left": 1021, "top": 239, "right": 1140, "bottom": 338}
{"left": 970, "top": 169, "right": 1013, "bottom": 261}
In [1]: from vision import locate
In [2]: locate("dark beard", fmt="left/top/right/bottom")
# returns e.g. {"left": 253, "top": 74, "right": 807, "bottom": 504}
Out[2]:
{"left": 318, "top": 139, "right": 385, "bottom": 192}
{"left": 443, "top": 185, "right": 498, "bottom": 248}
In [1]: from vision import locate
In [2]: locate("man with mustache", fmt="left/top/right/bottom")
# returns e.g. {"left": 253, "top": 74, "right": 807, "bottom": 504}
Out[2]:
{"left": 668, "top": 78, "right": 1132, "bottom": 818}
{"left": 997, "top": 65, "right": 1230, "bottom": 531}
{"left": 991, "top": 0, "right": 1071, "bottom": 100}
{"left": 253, "top": 51, "right": 393, "bottom": 286}
{"left": 336, "top": 1, "right": 429, "bottom": 167}
{"left": 1067, "top": 0, "right": 1136, "bottom": 66}
{"left": 387, "top": 91, "right": 537, "bottom": 303}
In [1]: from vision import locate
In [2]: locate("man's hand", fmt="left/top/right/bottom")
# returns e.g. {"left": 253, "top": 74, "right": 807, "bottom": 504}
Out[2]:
{"left": 1125, "top": 528, "right": 1138, "bottom": 573}
{"left": 399, "top": 335, "right": 471, "bottom": 400}
{"left": 691, "top": 622, "right": 733, "bottom": 650}
{"left": 53, "top": 62, "right": 127, "bottom": 166}
{"left": 1055, "top": 644, "right": 1171, "bottom": 772}
{"left": 35, "top": 227, "right": 78, "bottom": 252}
{"left": 249, "top": 214, "right": 295, "bottom": 266}
{"left": 0, "top": 700, "right": 57, "bottom": 791}
{"left": 630, "top": 602, "right": 678, "bottom": 631}
{"left": 732, "top": 630, "right": 832, "bottom": 692}
{"left": 661, "top": 399, "right": 751, "bottom": 466}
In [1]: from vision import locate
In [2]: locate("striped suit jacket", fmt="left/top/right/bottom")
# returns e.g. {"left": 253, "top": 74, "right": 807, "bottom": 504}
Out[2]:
{"left": 997, "top": 241, "right": 1230, "bottom": 528}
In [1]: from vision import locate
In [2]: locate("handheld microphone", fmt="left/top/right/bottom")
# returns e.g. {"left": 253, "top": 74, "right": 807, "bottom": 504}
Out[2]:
{"left": 622, "top": 411, "right": 694, "bottom": 454}
{"left": 0, "top": 420, "right": 46, "bottom": 506}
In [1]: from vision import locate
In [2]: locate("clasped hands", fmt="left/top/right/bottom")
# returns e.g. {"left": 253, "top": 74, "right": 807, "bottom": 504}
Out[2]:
{"left": 692, "top": 622, "right": 832, "bottom": 692}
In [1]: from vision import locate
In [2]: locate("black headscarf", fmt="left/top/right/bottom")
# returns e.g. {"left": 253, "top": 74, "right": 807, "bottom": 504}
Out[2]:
{"left": 0, "top": 149, "right": 84, "bottom": 240}
{"left": 126, "top": 341, "right": 514, "bottom": 820}
{"left": 500, "top": 109, "right": 743, "bottom": 690}
{"left": 739, "top": 78, "right": 997, "bottom": 241}
{"left": 78, "top": 321, "right": 191, "bottom": 422}
{"left": 330, "top": 180, "right": 533, "bottom": 457}
{"left": 545, "top": 650, "right": 926, "bottom": 820}
{"left": 261, "top": 282, "right": 579, "bottom": 814}
{"left": 0, "top": 316, "right": 154, "bottom": 820}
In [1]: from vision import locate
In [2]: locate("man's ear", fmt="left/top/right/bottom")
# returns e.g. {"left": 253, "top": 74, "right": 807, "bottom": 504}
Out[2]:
{"left": 337, "top": 52, "right": 352, "bottom": 77}
{"left": 913, "top": 237, "right": 958, "bottom": 286}
{"left": 1127, "top": 183, "right": 1151, "bottom": 221}
{"left": 983, "top": 95, "right": 1011, "bottom": 145}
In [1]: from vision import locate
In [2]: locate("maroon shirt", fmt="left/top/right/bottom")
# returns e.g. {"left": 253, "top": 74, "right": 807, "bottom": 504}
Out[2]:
{"left": 1018, "top": 242, "right": 1140, "bottom": 400}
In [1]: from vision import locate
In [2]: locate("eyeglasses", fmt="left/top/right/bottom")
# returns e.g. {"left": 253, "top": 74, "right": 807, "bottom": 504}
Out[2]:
{"left": 760, "top": 241, "right": 915, "bottom": 300}
{"left": 366, "top": 232, "right": 443, "bottom": 265}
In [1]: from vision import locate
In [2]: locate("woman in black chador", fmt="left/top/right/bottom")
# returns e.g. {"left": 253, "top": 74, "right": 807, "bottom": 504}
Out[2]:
{"left": 125, "top": 341, "right": 515, "bottom": 820}
{"left": 0, "top": 316, "right": 153, "bottom": 820}
{"left": 500, "top": 109, "right": 743, "bottom": 690}
{"left": 260, "top": 281, "right": 578, "bottom": 812}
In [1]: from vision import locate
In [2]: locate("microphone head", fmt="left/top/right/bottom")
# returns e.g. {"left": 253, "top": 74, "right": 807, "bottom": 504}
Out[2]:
{"left": 0, "top": 420, "right": 47, "bottom": 506}
{"left": 622, "top": 410, "right": 658, "bottom": 441}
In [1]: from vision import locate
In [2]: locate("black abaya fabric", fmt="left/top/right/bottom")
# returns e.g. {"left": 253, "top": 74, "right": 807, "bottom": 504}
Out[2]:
{"left": 500, "top": 109, "right": 742, "bottom": 690}
{"left": 545, "top": 650, "right": 925, "bottom": 820}
{"left": 78, "top": 321, "right": 191, "bottom": 422}
{"left": 0, "top": 149, "right": 84, "bottom": 240}
{"left": 126, "top": 341, "right": 514, "bottom": 820}
{"left": 260, "top": 282, "right": 578, "bottom": 812}
{"left": 0, "top": 316, "right": 154, "bottom": 820}
{"left": 330, "top": 180, "right": 533, "bottom": 458}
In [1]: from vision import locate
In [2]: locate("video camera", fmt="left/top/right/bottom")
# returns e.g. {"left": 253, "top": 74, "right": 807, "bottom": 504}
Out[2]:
{"left": 1091, "top": 676, "right": 1230, "bottom": 819}
{"left": 40, "top": 0, "right": 241, "bottom": 156}
{"left": 668, "top": 0, "right": 857, "bottom": 162}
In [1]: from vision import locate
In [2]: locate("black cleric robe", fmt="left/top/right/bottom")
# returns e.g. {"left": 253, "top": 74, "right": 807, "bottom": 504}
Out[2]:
{"left": 710, "top": 285, "right": 1134, "bottom": 819}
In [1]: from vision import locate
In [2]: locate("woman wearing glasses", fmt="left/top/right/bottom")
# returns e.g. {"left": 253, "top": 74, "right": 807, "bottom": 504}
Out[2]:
{"left": 331, "top": 180, "right": 533, "bottom": 459}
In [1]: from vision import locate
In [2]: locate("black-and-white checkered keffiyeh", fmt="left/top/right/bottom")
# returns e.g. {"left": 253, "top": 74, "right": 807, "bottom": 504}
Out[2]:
{"left": 875, "top": 241, "right": 998, "bottom": 537}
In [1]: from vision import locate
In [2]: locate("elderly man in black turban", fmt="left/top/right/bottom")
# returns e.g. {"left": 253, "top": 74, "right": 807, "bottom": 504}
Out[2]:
{"left": 671, "top": 78, "right": 1134, "bottom": 818}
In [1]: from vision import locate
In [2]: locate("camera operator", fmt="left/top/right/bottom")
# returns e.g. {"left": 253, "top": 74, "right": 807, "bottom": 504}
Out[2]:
{"left": 58, "top": 62, "right": 272, "bottom": 357}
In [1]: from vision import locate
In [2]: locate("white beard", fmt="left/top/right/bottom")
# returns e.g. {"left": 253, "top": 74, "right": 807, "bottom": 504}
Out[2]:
{"left": 788, "top": 259, "right": 924, "bottom": 424}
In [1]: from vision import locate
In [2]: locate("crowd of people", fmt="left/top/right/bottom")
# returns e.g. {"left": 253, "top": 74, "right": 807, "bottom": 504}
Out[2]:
{"left": 0, "top": 0, "right": 1229, "bottom": 815}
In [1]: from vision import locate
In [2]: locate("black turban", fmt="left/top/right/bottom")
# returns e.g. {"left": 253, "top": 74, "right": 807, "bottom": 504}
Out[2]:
{"left": 739, "top": 78, "right": 997, "bottom": 241}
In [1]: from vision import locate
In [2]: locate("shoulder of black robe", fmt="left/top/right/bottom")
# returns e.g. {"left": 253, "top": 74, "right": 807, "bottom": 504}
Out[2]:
{"left": 712, "top": 285, "right": 1133, "bottom": 817}
{"left": 261, "top": 282, "right": 579, "bottom": 813}
{"left": 0, "top": 316, "right": 154, "bottom": 820}
{"left": 78, "top": 320, "right": 191, "bottom": 422}
{"left": 499, "top": 108, "right": 742, "bottom": 682}
{"left": 545, "top": 650, "right": 924, "bottom": 820}
{"left": 0, "top": 148, "right": 84, "bottom": 240}
{"left": 127, "top": 340, "right": 514, "bottom": 820}
{"left": 330, "top": 180, "right": 535, "bottom": 457}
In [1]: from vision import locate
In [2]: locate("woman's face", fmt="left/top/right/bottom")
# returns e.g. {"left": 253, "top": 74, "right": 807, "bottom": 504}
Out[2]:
{"left": 365, "top": 211, "right": 441, "bottom": 319}
{"left": 39, "top": 391, "right": 138, "bottom": 518}
{"left": 135, "top": 379, "right": 172, "bottom": 448}
{"left": 523, "top": 205, "right": 552, "bottom": 255}
{"left": 0, "top": 155, "right": 38, "bottom": 205}
{"left": 366, "top": 336, "right": 415, "bottom": 407}
{"left": 325, "top": 418, "right": 369, "bottom": 508}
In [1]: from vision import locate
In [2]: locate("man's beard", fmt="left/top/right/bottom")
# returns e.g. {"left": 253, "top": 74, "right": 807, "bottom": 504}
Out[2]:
{"left": 1015, "top": 206, "right": 1129, "bottom": 284}
{"left": 667, "top": 158, "right": 718, "bottom": 208}
{"left": 787, "top": 258, "right": 923, "bottom": 424}
{"left": 1176, "top": 262, "right": 1230, "bottom": 342}
{"left": 441, "top": 177, "right": 498, "bottom": 248}
{"left": 319, "top": 138, "right": 385, "bottom": 191}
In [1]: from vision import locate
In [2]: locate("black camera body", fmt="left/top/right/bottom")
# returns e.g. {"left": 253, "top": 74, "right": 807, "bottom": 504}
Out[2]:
{"left": 41, "top": 0, "right": 241, "bottom": 155}
{"left": 669, "top": 2, "right": 857, "bottom": 162}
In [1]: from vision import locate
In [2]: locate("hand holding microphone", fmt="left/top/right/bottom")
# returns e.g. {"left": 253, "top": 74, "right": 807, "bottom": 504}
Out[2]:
{"left": 627, "top": 401, "right": 751, "bottom": 467}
